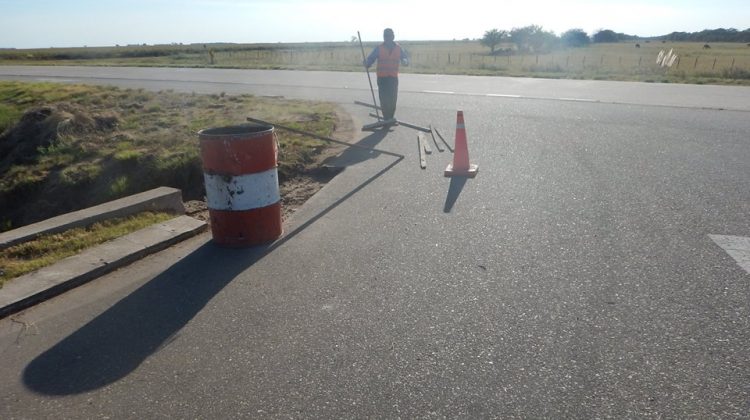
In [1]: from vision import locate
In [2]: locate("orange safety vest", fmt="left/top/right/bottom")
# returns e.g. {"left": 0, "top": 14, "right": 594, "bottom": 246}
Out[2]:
{"left": 376, "top": 43, "right": 402, "bottom": 78}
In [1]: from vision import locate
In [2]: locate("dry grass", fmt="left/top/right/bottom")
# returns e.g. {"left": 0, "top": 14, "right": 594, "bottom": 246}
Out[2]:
{"left": 0, "top": 211, "right": 173, "bottom": 287}
{"left": 2, "top": 41, "right": 749, "bottom": 84}
{"left": 0, "top": 81, "right": 338, "bottom": 231}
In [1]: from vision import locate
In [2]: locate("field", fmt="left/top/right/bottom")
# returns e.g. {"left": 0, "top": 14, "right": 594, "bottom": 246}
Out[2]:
{"left": 2, "top": 41, "right": 750, "bottom": 85}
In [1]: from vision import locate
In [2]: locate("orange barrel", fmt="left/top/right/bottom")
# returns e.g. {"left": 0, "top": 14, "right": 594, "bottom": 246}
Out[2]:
{"left": 198, "top": 123, "right": 282, "bottom": 247}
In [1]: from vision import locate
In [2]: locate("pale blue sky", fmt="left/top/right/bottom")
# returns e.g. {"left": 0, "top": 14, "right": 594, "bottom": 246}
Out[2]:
{"left": 1, "top": 0, "right": 748, "bottom": 48}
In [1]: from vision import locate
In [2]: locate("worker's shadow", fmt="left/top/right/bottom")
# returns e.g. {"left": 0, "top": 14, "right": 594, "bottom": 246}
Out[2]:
{"left": 22, "top": 129, "right": 403, "bottom": 397}
{"left": 322, "top": 128, "right": 390, "bottom": 168}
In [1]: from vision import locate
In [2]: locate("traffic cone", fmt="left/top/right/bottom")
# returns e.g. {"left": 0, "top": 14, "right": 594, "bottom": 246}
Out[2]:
{"left": 444, "top": 110, "right": 478, "bottom": 177}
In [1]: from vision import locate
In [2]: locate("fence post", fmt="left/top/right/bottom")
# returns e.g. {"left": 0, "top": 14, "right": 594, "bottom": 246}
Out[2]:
{"left": 448, "top": 53, "right": 451, "bottom": 64}
{"left": 638, "top": 56, "right": 642, "bottom": 67}
{"left": 731, "top": 57, "right": 735, "bottom": 70}
{"left": 712, "top": 57, "right": 717, "bottom": 70}
{"left": 694, "top": 56, "right": 699, "bottom": 69}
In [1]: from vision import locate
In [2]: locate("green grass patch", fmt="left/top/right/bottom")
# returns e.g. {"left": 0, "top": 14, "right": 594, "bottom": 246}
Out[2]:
{"left": 0, "top": 211, "right": 174, "bottom": 287}
{"left": 0, "top": 103, "right": 23, "bottom": 133}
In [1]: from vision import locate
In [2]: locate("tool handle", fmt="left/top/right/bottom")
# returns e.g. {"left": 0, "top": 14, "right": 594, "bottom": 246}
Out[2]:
{"left": 357, "top": 31, "right": 381, "bottom": 120}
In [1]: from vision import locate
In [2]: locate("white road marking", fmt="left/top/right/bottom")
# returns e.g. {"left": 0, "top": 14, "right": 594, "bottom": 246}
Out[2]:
{"left": 710, "top": 235, "right": 750, "bottom": 274}
{"left": 559, "top": 97, "right": 597, "bottom": 102}
{"left": 486, "top": 93, "right": 521, "bottom": 98}
{"left": 418, "top": 90, "right": 598, "bottom": 105}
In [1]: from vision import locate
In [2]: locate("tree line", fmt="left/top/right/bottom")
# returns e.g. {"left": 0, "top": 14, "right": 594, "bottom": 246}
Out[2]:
{"left": 661, "top": 28, "right": 750, "bottom": 43}
{"left": 480, "top": 26, "right": 750, "bottom": 54}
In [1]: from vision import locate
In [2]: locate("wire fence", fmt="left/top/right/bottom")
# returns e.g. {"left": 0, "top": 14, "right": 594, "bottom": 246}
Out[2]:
{"left": 207, "top": 43, "right": 750, "bottom": 80}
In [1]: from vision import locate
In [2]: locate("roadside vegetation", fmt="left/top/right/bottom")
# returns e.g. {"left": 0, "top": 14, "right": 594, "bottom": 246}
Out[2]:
{"left": 0, "top": 81, "right": 344, "bottom": 232}
{"left": 0, "top": 211, "right": 173, "bottom": 287}
{"left": 1, "top": 28, "right": 749, "bottom": 85}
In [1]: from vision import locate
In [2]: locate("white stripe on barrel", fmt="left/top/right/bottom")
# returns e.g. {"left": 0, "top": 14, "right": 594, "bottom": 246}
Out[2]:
{"left": 204, "top": 168, "right": 280, "bottom": 211}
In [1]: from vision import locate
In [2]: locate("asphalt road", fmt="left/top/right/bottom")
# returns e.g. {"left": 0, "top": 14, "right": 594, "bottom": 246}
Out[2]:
{"left": 1, "top": 66, "right": 750, "bottom": 418}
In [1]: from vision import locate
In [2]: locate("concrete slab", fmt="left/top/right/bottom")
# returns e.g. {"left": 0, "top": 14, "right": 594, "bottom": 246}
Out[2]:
{"left": 0, "top": 187, "right": 185, "bottom": 250}
{"left": 0, "top": 215, "right": 206, "bottom": 318}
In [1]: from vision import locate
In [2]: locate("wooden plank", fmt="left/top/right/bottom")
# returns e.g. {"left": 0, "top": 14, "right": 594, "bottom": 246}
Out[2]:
{"left": 417, "top": 133, "right": 427, "bottom": 169}
{"left": 433, "top": 127, "right": 454, "bottom": 152}
{"left": 423, "top": 133, "right": 433, "bottom": 154}
{"left": 429, "top": 125, "right": 445, "bottom": 152}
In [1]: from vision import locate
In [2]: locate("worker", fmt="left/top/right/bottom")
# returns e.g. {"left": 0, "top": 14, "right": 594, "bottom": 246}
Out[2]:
{"left": 364, "top": 28, "right": 409, "bottom": 124}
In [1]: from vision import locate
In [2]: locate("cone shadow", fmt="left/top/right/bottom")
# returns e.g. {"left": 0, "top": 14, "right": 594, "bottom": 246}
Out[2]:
{"left": 443, "top": 176, "right": 468, "bottom": 213}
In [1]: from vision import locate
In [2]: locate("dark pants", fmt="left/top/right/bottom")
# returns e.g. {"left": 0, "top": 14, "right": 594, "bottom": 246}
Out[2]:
{"left": 377, "top": 76, "right": 398, "bottom": 120}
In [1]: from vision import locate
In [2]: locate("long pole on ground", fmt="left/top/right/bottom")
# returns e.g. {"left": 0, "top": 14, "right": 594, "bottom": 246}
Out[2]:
{"left": 357, "top": 31, "right": 381, "bottom": 121}
{"left": 247, "top": 117, "right": 403, "bottom": 158}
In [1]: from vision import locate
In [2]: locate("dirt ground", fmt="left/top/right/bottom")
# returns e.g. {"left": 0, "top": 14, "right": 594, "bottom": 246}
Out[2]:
{"left": 184, "top": 106, "right": 356, "bottom": 224}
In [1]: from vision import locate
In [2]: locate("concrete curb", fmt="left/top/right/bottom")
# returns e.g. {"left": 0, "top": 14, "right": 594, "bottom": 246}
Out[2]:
{"left": 0, "top": 215, "right": 207, "bottom": 318}
{"left": 0, "top": 186, "right": 185, "bottom": 251}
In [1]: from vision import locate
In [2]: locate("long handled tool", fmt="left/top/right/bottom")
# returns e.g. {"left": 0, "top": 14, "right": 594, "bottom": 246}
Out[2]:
{"left": 357, "top": 31, "right": 381, "bottom": 121}
{"left": 246, "top": 117, "right": 403, "bottom": 159}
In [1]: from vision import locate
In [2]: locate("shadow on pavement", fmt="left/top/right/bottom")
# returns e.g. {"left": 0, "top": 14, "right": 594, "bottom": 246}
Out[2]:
{"left": 22, "top": 241, "right": 262, "bottom": 395}
{"left": 443, "top": 177, "right": 468, "bottom": 213}
{"left": 323, "top": 128, "right": 390, "bottom": 168}
{"left": 23, "top": 136, "right": 404, "bottom": 396}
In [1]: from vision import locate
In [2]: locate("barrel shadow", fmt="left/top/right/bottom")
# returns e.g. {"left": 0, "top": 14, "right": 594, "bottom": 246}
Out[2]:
{"left": 23, "top": 144, "right": 404, "bottom": 396}
{"left": 22, "top": 242, "right": 264, "bottom": 395}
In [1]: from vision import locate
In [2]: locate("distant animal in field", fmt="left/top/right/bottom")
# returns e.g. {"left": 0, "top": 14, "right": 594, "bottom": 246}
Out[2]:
{"left": 703, "top": 44, "right": 711, "bottom": 49}
{"left": 635, "top": 43, "right": 640, "bottom": 48}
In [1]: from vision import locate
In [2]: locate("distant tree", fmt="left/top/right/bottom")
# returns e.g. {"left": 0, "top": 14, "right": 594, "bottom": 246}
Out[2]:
{"left": 592, "top": 29, "right": 638, "bottom": 43}
{"left": 662, "top": 27, "right": 750, "bottom": 42}
{"left": 510, "top": 25, "right": 558, "bottom": 52}
{"left": 561, "top": 29, "right": 590, "bottom": 47}
{"left": 592, "top": 29, "right": 619, "bottom": 43}
{"left": 510, "top": 26, "right": 533, "bottom": 52}
{"left": 480, "top": 29, "right": 508, "bottom": 53}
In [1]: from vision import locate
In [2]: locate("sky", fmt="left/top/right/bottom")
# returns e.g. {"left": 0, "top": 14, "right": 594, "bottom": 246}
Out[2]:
{"left": 1, "top": 0, "right": 749, "bottom": 49}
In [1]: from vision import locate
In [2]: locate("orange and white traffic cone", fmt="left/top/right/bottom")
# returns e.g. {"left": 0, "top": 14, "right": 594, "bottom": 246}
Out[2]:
{"left": 444, "top": 110, "right": 478, "bottom": 178}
